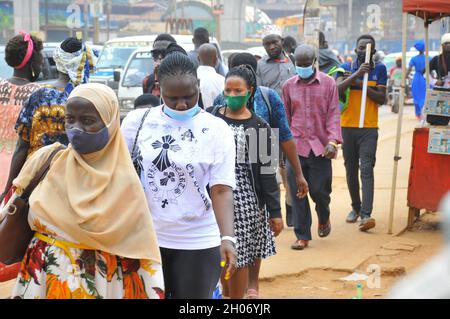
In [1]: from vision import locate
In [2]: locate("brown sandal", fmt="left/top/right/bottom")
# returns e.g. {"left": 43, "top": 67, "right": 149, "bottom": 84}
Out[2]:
{"left": 291, "top": 240, "right": 309, "bottom": 250}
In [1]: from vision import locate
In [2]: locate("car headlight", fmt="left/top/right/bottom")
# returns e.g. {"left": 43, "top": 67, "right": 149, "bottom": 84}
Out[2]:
{"left": 121, "top": 99, "right": 135, "bottom": 110}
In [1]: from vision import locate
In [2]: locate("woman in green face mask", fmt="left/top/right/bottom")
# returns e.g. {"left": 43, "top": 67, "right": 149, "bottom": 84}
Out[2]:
{"left": 222, "top": 67, "right": 254, "bottom": 116}
{"left": 207, "top": 65, "right": 281, "bottom": 299}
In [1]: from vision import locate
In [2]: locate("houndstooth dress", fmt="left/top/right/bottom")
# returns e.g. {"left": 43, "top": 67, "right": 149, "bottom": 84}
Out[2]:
{"left": 228, "top": 122, "right": 276, "bottom": 269}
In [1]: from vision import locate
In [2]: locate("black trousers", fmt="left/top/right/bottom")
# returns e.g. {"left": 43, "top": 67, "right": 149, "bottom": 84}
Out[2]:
{"left": 160, "top": 246, "right": 221, "bottom": 299}
{"left": 287, "top": 152, "right": 332, "bottom": 241}
{"left": 342, "top": 128, "right": 378, "bottom": 218}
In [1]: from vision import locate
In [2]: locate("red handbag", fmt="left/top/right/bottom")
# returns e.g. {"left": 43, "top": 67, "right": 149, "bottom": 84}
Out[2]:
{"left": 0, "top": 146, "right": 64, "bottom": 282}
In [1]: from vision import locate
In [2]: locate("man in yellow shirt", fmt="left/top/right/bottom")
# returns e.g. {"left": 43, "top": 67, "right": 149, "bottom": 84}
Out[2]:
{"left": 336, "top": 35, "right": 387, "bottom": 232}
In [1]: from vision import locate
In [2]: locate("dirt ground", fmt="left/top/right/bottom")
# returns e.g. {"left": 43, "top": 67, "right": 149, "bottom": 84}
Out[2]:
{"left": 258, "top": 212, "right": 443, "bottom": 299}
{"left": 0, "top": 105, "right": 447, "bottom": 299}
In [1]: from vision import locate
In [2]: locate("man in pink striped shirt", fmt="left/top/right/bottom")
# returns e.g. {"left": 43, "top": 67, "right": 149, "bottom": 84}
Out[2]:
{"left": 282, "top": 44, "right": 342, "bottom": 250}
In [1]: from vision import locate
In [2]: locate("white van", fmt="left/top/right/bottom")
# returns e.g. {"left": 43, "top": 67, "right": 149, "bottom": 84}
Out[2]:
{"left": 118, "top": 48, "right": 155, "bottom": 113}
{"left": 90, "top": 36, "right": 157, "bottom": 92}
{"left": 117, "top": 35, "right": 223, "bottom": 116}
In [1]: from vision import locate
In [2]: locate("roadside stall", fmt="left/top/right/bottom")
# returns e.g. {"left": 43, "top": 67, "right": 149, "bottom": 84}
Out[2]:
{"left": 388, "top": 0, "right": 450, "bottom": 233}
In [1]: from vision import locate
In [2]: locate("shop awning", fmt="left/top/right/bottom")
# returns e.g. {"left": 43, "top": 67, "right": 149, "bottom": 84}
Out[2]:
{"left": 403, "top": 0, "right": 450, "bottom": 22}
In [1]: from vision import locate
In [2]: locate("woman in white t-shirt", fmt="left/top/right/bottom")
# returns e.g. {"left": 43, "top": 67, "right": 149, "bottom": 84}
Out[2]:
{"left": 121, "top": 52, "right": 237, "bottom": 299}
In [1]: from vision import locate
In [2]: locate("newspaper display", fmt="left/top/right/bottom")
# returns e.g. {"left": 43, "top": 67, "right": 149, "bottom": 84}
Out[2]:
{"left": 428, "top": 127, "right": 450, "bottom": 155}
{"left": 424, "top": 90, "right": 450, "bottom": 117}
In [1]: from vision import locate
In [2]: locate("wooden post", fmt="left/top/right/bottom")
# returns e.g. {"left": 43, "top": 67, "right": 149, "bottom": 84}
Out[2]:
{"left": 388, "top": 12, "right": 408, "bottom": 234}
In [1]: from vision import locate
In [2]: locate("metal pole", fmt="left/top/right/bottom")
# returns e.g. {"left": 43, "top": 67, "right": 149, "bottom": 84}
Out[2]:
{"left": 215, "top": 1, "right": 222, "bottom": 45}
{"left": 239, "top": 0, "right": 242, "bottom": 44}
{"left": 181, "top": 0, "right": 185, "bottom": 19}
{"left": 45, "top": 0, "right": 48, "bottom": 40}
{"left": 107, "top": 0, "right": 111, "bottom": 41}
{"left": 388, "top": 12, "right": 408, "bottom": 235}
{"left": 94, "top": 16, "right": 99, "bottom": 44}
{"left": 84, "top": 0, "right": 89, "bottom": 41}
{"left": 348, "top": 0, "right": 352, "bottom": 55}
{"left": 425, "top": 20, "right": 430, "bottom": 90}
{"left": 174, "top": 0, "right": 177, "bottom": 22}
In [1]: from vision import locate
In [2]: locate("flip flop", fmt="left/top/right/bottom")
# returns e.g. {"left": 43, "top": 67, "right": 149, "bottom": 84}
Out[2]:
{"left": 246, "top": 288, "right": 259, "bottom": 299}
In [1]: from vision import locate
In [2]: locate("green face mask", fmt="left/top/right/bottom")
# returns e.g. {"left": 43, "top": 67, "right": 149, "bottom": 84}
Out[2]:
{"left": 225, "top": 92, "right": 250, "bottom": 111}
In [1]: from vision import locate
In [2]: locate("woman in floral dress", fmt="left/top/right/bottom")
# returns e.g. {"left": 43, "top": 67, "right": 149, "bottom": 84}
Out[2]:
{"left": 9, "top": 83, "right": 164, "bottom": 299}
{"left": 1, "top": 37, "right": 98, "bottom": 204}
{"left": 0, "top": 32, "right": 43, "bottom": 195}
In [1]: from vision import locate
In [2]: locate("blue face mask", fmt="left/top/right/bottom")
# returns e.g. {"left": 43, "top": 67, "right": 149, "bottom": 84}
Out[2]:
{"left": 66, "top": 126, "right": 109, "bottom": 154}
{"left": 296, "top": 64, "right": 315, "bottom": 79}
{"left": 163, "top": 104, "right": 201, "bottom": 121}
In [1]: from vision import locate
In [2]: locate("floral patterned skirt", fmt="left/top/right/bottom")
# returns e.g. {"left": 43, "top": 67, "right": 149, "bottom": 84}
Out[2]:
{"left": 11, "top": 235, "right": 165, "bottom": 299}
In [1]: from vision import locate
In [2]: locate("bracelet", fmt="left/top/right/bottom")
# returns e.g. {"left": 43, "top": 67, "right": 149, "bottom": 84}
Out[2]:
{"left": 328, "top": 141, "right": 338, "bottom": 148}
{"left": 221, "top": 236, "right": 237, "bottom": 245}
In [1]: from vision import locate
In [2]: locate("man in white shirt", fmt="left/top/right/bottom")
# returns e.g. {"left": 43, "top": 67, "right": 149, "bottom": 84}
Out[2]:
{"left": 197, "top": 44, "right": 225, "bottom": 108}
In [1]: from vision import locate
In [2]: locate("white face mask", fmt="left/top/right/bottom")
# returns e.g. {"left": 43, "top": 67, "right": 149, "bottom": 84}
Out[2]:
{"left": 161, "top": 91, "right": 201, "bottom": 121}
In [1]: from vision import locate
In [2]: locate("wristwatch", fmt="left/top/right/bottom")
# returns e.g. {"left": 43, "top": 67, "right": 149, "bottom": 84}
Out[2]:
{"left": 221, "top": 236, "right": 237, "bottom": 246}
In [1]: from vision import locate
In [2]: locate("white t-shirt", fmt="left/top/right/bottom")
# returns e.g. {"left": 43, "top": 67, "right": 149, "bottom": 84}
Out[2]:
{"left": 121, "top": 105, "right": 236, "bottom": 250}
{"left": 197, "top": 65, "right": 225, "bottom": 108}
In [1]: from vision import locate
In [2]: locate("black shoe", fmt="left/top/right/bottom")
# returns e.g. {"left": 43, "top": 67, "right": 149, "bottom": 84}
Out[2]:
{"left": 346, "top": 210, "right": 360, "bottom": 223}
{"left": 359, "top": 216, "right": 376, "bottom": 231}
{"left": 318, "top": 220, "right": 331, "bottom": 238}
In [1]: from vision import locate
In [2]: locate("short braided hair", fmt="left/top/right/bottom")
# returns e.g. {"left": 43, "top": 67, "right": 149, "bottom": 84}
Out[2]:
{"left": 157, "top": 52, "right": 197, "bottom": 85}
{"left": 193, "top": 27, "right": 210, "bottom": 44}
{"left": 225, "top": 65, "right": 257, "bottom": 110}
{"left": 357, "top": 34, "right": 376, "bottom": 48}
{"left": 5, "top": 33, "right": 44, "bottom": 68}
{"left": 165, "top": 42, "right": 188, "bottom": 56}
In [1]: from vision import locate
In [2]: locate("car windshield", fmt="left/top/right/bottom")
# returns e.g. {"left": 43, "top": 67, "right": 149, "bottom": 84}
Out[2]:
{"left": 122, "top": 52, "right": 154, "bottom": 87}
{"left": 96, "top": 45, "right": 139, "bottom": 70}
{"left": 0, "top": 50, "right": 13, "bottom": 79}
